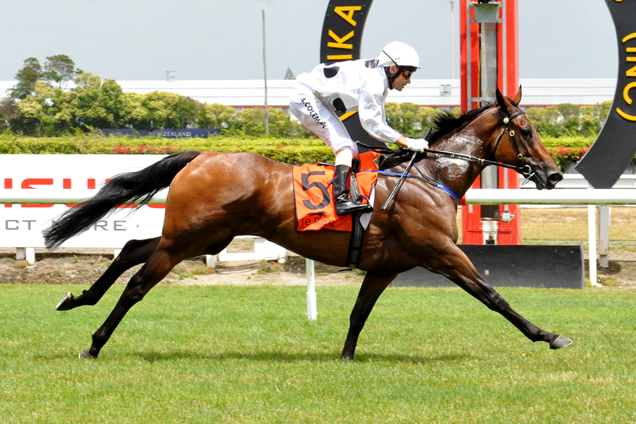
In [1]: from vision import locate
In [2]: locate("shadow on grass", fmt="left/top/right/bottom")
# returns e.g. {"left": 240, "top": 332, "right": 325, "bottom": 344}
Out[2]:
{"left": 132, "top": 350, "right": 473, "bottom": 364}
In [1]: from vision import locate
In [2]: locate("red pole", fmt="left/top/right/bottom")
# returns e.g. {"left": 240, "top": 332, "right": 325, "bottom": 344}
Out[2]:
{"left": 461, "top": 0, "right": 521, "bottom": 245}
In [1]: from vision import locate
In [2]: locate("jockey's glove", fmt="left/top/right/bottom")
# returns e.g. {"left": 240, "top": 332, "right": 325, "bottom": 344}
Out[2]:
{"left": 406, "top": 138, "right": 429, "bottom": 153}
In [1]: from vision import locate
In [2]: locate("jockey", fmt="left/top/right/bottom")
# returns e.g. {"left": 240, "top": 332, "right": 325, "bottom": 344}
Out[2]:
{"left": 289, "top": 41, "right": 428, "bottom": 216}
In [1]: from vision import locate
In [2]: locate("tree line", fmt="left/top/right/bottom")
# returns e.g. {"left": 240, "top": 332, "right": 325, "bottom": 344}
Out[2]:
{"left": 0, "top": 55, "right": 611, "bottom": 139}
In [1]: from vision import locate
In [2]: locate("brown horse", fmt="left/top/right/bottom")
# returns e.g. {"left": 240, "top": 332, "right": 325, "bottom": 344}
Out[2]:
{"left": 45, "top": 87, "right": 572, "bottom": 360}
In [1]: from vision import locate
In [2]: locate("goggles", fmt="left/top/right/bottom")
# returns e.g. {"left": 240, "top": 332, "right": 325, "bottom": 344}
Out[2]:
{"left": 381, "top": 49, "right": 416, "bottom": 80}
{"left": 400, "top": 68, "right": 414, "bottom": 79}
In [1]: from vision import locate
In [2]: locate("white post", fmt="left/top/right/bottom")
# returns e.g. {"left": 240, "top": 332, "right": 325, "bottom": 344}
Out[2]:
{"left": 205, "top": 254, "right": 217, "bottom": 268}
{"left": 16, "top": 247, "right": 35, "bottom": 264}
{"left": 262, "top": 9, "right": 269, "bottom": 137}
{"left": 449, "top": 0, "right": 455, "bottom": 80}
{"left": 306, "top": 258, "right": 317, "bottom": 320}
{"left": 588, "top": 204, "right": 601, "bottom": 287}
{"left": 598, "top": 205, "right": 610, "bottom": 268}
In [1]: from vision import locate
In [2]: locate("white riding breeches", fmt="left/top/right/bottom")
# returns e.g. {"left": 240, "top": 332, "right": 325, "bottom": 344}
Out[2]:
{"left": 289, "top": 84, "right": 358, "bottom": 157}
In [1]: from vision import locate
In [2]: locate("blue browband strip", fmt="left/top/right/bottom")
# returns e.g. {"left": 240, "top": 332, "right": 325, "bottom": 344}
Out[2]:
{"left": 360, "top": 169, "right": 462, "bottom": 202}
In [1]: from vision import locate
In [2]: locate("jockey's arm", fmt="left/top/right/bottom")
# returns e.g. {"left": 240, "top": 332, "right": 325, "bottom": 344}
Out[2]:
{"left": 357, "top": 79, "right": 428, "bottom": 153}
{"left": 357, "top": 81, "right": 402, "bottom": 146}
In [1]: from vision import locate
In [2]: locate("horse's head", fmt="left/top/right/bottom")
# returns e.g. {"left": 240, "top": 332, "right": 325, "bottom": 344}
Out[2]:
{"left": 491, "top": 87, "right": 563, "bottom": 190}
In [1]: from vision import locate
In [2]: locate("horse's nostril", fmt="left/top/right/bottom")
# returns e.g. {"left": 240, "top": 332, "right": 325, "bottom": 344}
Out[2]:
{"left": 549, "top": 172, "right": 564, "bottom": 184}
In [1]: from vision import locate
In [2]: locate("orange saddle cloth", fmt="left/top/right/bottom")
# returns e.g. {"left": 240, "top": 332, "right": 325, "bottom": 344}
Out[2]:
{"left": 292, "top": 151, "right": 380, "bottom": 232}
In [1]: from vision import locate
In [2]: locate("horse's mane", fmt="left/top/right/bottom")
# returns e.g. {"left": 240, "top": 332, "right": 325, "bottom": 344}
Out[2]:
{"left": 426, "top": 101, "right": 493, "bottom": 146}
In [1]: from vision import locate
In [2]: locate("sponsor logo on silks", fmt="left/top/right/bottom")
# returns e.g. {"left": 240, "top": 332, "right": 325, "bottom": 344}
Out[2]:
{"left": 300, "top": 98, "right": 328, "bottom": 128}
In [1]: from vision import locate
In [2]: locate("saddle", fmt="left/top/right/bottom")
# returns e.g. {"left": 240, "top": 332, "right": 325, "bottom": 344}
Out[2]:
{"left": 292, "top": 148, "right": 415, "bottom": 268}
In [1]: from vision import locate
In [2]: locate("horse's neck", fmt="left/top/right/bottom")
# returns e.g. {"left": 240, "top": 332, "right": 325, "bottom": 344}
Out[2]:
{"left": 429, "top": 114, "right": 497, "bottom": 197}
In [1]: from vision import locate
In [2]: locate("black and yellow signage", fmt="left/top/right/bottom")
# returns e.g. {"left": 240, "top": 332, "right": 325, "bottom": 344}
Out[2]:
{"left": 320, "top": 1, "right": 372, "bottom": 64}
{"left": 576, "top": 0, "right": 636, "bottom": 188}
{"left": 320, "top": 1, "right": 384, "bottom": 149}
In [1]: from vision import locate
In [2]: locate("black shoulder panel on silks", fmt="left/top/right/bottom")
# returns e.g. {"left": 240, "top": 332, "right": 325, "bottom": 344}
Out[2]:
{"left": 332, "top": 98, "right": 346, "bottom": 114}
{"left": 365, "top": 59, "right": 379, "bottom": 69}
{"left": 323, "top": 66, "right": 340, "bottom": 78}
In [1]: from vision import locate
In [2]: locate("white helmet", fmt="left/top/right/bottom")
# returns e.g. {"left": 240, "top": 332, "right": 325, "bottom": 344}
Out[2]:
{"left": 377, "top": 41, "right": 421, "bottom": 69}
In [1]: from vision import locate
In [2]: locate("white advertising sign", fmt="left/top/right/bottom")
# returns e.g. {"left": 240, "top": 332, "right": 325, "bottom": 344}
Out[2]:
{"left": 0, "top": 155, "right": 167, "bottom": 249}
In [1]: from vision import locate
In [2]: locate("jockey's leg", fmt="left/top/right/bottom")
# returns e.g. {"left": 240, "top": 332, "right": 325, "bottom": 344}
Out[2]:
{"left": 334, "top": 149, "right": 373, "bottom": 215}
{"left": 289, "top": 88, "right": 371, "bottom": 215}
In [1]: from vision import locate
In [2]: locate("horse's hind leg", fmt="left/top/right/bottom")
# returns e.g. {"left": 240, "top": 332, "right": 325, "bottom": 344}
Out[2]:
{"left": 341, "top": 272, "right": 398, "bottom": 361}
{"left": 80, "top": 245, "right": 184, "bottom": 358}
{"left": 57, "top": 235, "right": 235, "bottom": 311}
{"left": 436, "top": 245, "right": 572, "bottom": 350}
{"left": 78, "top": 236, "right": 235, "bottom": 359}
{"left": 56, "top": 237, "right": 161, "bottom": 311}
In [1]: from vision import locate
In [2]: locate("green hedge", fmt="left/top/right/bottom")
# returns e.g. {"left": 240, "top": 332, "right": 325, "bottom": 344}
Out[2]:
{"left": 0, "top": 133, "right": 335, "bottom": 164}
{"left": 0, "top": 133, "right": 633, "bottom": 169}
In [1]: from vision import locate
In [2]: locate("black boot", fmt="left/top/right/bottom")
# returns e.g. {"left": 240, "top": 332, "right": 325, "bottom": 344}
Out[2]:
{"left": 333, "top": 165, "right": 373, "bottom": 215}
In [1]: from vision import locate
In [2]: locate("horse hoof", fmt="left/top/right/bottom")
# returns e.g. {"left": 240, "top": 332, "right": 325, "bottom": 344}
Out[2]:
{"left": 78, "top": 350, "right": 95, "bottom": 359}
{"left": 549, "top": 335, "right": 573, "bottom": 350}
{"left": 56, "top": 293, "right": 73, "bottom": 311}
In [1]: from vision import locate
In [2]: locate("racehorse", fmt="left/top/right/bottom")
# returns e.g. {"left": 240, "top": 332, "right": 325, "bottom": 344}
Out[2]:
{"left": 45, "top": 87, "right": 572, "bottom": 360}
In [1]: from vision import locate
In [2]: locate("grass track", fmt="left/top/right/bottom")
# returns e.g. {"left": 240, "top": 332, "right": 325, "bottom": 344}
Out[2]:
{"left": 1, "top": 284, "right": 636, "bottom": 423}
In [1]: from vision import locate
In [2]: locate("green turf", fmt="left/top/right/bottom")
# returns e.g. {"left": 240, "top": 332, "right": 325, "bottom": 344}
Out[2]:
{"left": 1, "top": 284, "right": 635, "bottom": 423}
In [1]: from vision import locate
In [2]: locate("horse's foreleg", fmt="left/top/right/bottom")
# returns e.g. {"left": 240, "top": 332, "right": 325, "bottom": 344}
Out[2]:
{"left": 80, "top": 246, "right": 181, "bottom": 359}
{"left": 341, "top": 272, "right": 397, "bottom": 361}
{"left": 437, "top": 246, "right": 572, "bottom": 349}
{"left": 56, "top": 237, "right": 161, "bottom": 311}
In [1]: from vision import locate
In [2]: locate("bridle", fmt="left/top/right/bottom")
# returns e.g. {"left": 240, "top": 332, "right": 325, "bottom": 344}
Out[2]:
{"left": 492, "top": 109, "right": 532, "bottom": 170}
{"left": 426, "top": 106, "right": 535, "bottom": 179}
{"left": 357, "top": 105, "right": 538, "bottom": 205}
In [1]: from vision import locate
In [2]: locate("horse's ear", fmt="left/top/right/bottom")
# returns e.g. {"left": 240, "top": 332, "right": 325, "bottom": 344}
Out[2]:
{"left": 512, "top": 85, "right": 522, "bottom": 105}
{"left": 495, "top": 87, "right": 514, "bottom": 115}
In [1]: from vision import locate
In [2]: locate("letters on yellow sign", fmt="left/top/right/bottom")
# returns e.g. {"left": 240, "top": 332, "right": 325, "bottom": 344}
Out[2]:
{"left": 617, "top": 108, "right": 636, "bottom": 121}
{"left": 618, "top": 32, "right": 636, "bottom": 121}
{"left": 328, "top": 30, "right": 354, "bottom": 50}
{"left": 327, "top": 54, "right": 354, "bottom": 61}
{"left": 334, "top": 6, "right": 362, "bottom": 27}
{"left": 624, "top": 82, "right": 636, "bottom": 105}
{"left": 326, "top": 5, "right": 362, "bottom": 61}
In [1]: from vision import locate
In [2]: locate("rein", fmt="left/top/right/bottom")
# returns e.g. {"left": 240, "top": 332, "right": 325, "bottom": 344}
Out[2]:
{"left": 356, "top": 106, "right": 535, "bottom": 203}
{"left": 426, "top": 109, "right": 533, "bottom": 178}
{"left": 357, "top": 108, "right": 532, "bottom": 178}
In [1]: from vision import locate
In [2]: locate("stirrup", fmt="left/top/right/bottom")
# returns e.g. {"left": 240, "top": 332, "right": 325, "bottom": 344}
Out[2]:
{"left": 335, "top": 198, "right": 373, "bottom": 215}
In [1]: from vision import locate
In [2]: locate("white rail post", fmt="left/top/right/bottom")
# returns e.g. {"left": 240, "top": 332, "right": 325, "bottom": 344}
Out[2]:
{"left": 598, "top": 205, "right": 610, "bottom": 268}
{"left": 588, "top": 204, "right": 601, "bottom": 287}
{"left": 306, "top": 258, "right": 317, "bottom": 320}
{"left": 205, "top": 255, "right": 217, "bottom": 268}
{"left": 16, "top": 247, "right": 35, "bottom": 264}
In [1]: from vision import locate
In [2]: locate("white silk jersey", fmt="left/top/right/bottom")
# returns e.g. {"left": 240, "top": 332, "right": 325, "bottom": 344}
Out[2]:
{"left": 295, "top": 59, "right": 402, "bottom": 144}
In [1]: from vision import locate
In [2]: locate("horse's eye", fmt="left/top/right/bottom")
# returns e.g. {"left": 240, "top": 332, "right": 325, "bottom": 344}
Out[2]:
{"left": 521, "top": 127, "right": 533, "bottom": 139}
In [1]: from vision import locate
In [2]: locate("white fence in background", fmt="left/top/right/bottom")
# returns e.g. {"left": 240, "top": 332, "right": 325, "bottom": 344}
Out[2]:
{"left": 1, "top": 155, "right": 635, "bottom": 284}
{"left": 0, "top": 155, "right": 287, "bottom": 265}
{"left": 0, "top": 155, "right": 166, "bottom": 256}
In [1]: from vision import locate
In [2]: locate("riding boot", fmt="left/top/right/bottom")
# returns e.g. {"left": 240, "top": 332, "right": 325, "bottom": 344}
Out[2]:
{"left": 333, "top": 165, "right": 373, "bottom": 215}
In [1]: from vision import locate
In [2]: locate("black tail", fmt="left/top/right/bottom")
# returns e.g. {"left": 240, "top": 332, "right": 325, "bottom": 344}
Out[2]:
{"left": 44, "top": 150, "right": 202, "bottom": 248}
